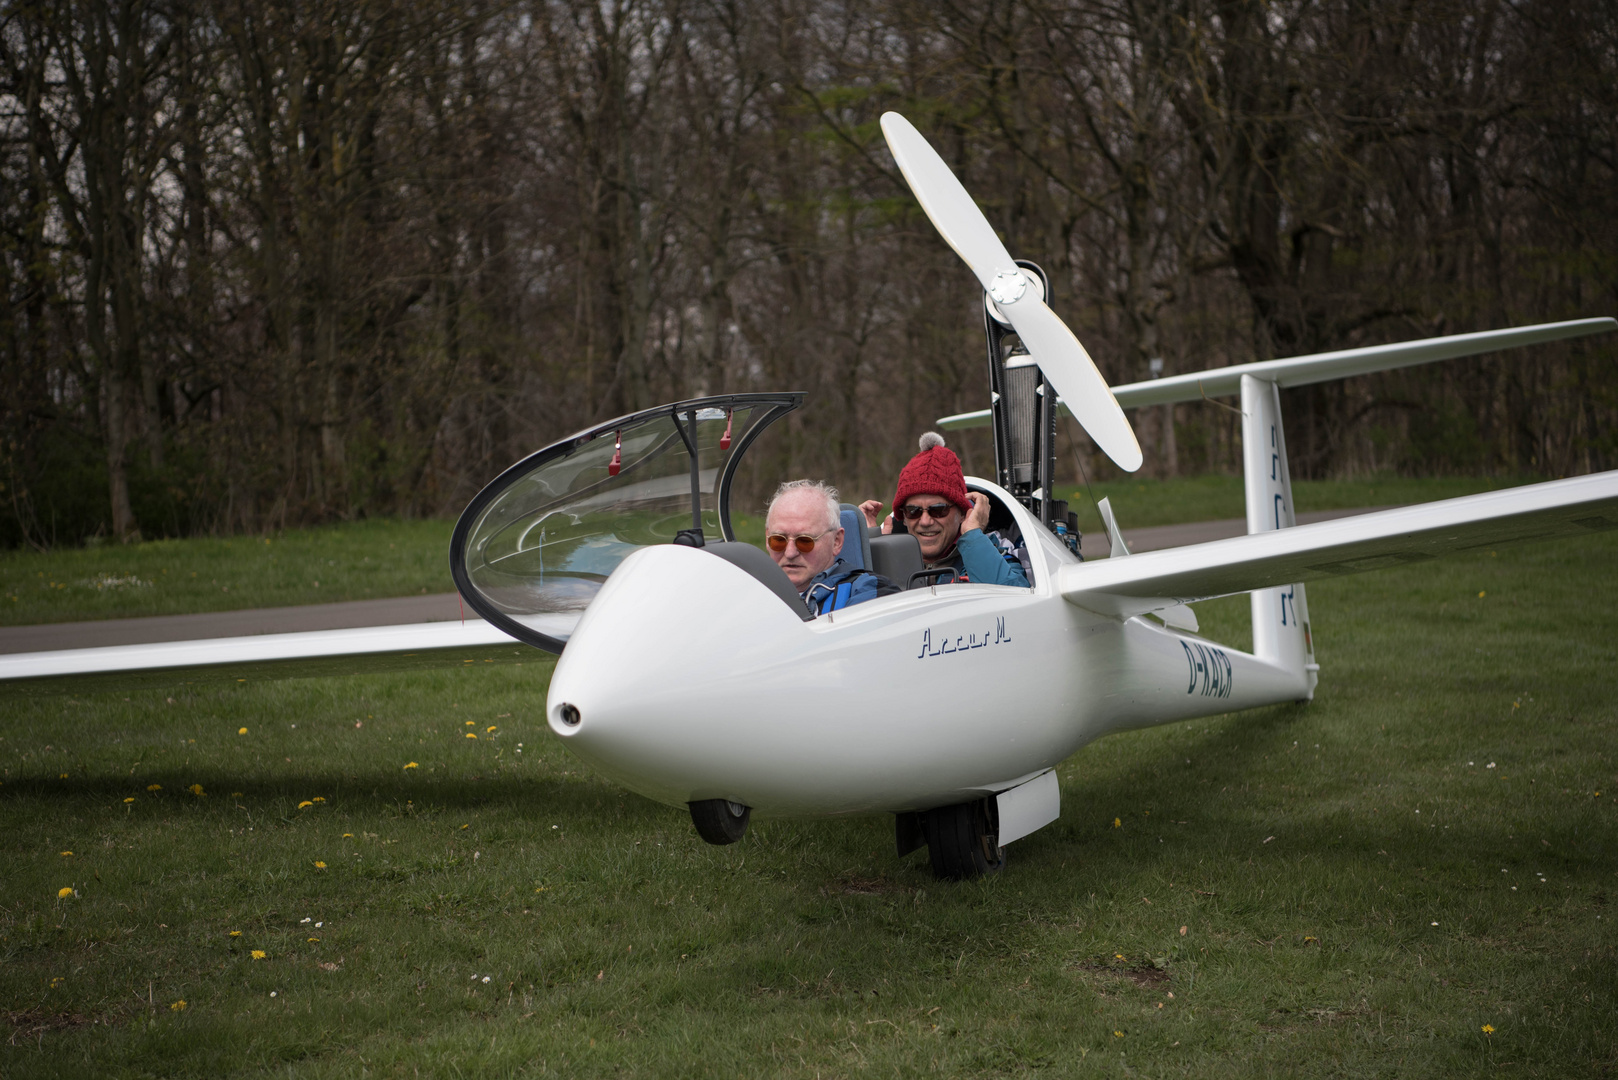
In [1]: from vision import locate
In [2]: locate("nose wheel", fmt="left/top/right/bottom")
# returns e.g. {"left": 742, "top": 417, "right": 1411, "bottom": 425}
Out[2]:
{"left": 689, "top": 799, "right": 751, "bottom": 845}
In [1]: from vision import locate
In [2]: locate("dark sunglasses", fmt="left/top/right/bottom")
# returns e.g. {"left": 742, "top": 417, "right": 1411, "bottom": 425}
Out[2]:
{"left": 899, "top": 502, "right": 957, "bottom": 522}
{"left": 766, "top": 529, "right": 835, "bottom": 554}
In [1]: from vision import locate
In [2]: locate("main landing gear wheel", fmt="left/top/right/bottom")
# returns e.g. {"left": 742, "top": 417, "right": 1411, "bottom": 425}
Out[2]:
{"left": 919, "top": 797, "right": 1005, "bottom": 880}
{"left": 689, "top": 799, "right": 751, "bottom": 845}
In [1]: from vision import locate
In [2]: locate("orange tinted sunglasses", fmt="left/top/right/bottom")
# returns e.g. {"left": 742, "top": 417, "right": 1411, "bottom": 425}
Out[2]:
{"left": 766, "top": 529, "right": 835, "bottom": 554}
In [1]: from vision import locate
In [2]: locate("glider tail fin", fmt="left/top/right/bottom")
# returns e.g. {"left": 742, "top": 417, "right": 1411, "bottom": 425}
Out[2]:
{"left": 1240, "top": 374, "right": 1318, "bottom": 701}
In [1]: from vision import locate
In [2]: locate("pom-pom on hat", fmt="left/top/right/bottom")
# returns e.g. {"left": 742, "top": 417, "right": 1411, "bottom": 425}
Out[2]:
{"left": 891, "top": 432, "right": 972, "bottom": 517}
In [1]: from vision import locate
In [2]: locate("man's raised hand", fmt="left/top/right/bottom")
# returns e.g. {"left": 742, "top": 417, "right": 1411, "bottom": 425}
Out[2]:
{"left": 963, "top": 492, "right": 992, "bottom": 535}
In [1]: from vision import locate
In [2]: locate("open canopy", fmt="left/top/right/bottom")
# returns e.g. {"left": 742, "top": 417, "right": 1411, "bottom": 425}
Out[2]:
{"left": 450, "top": 394, "right": 802, "bottom": 653}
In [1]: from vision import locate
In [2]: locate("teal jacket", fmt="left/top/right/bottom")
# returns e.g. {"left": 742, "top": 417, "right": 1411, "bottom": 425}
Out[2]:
{"left": 930, "top": 528, "right": 1029, "bottom": 587}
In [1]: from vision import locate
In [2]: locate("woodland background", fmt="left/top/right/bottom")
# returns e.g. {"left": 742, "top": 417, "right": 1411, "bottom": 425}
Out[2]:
{"left": 0, "top": 0, "right": 1613, "bottom": 548}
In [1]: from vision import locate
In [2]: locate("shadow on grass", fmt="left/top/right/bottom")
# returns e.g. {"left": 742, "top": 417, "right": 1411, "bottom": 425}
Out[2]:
{"left": 0, "top": 772, "right": 672, "bottom": 827}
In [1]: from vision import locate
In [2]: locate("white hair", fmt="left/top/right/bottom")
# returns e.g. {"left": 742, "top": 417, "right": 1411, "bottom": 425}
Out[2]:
{"left": 766, "top": 479, "right": 841, "bottom": 532}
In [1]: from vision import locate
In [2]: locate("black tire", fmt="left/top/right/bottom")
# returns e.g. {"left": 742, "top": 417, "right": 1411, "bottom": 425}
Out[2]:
{"left": 920, "top": 797, "right": 1005, "bottom": 880}
{"left": 689, "top": 799, "right": 751, "bottom": 845}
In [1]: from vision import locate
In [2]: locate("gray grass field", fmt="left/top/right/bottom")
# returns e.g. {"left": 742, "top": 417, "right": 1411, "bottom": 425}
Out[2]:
{"left": 2, "top": 485, "right": 1614, "bottom": 1077}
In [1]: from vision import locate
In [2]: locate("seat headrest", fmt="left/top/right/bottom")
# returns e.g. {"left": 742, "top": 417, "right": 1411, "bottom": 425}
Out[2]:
{"left": 838, "top": 506, "right": 867, "bottom": 570}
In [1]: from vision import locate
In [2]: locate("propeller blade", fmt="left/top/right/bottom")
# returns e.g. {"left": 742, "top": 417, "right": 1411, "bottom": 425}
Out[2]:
{"left": 879, "top": 113, "right": 1020, "bottom": 291}
{"left": 880, "top": 112, "right": 1143, "bottom": 473}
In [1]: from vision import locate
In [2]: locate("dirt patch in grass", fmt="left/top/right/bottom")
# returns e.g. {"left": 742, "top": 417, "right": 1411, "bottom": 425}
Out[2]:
{"left": 1076, "top": 957, "right": 1170, "bottom": 988}
{"left": 827, "top": 874, "right": 908, "bottom": 896}
{"left": 4, "top": 1008, "right": 107, "bottom": 1044}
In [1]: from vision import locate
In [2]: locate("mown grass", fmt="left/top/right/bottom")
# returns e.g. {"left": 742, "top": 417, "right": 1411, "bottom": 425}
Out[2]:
{"left": 1, "top": 476, "right": 1537, "bottom": 626}
{"left": 2, "top": 526, "right": 1614, "bottom": 1076}
{"left": 0, "top": 519, "right": 454, "bottom": 627}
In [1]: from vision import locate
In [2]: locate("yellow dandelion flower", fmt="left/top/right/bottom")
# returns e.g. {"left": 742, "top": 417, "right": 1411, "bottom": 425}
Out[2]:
{"left": 1482, "top": 1024, "right": 1495, "bottom": 1034}
{"left": 1115, "top": 953, "right": 1124, "bottom": 960}
{"left": 170, "top": 1000, "right": 186, "bottom": 1011}
{"left": 238, "top": 727, "right": 248, "bottom": 735}
{"left": 229, "top": 931, "right": 242, "bottom": 937}
{"left": 465, "top": 720, "right": 475, "bottom": 726}
{"left": 486, "top": 725, "right": 498, "bottom": 733}
{"left": 343, "top": 833, "right": 353, "bottom": 838}
{"left": 465, "top": 733, "right": 477, "bottom": 739}
{"left": 298, "top": 801, "right": 313, "bottom": 809}
{"left": 57, "top": 886, "right": 75, "bottom": 899}
{"left": 1113, "top": 817, "right": 1121, "bottom": 828}
{"left": 312, "top": 796, "right": 325, "bottom": 803}
{"left": 59, "top": 772, "right": 68, "bottom": 779}
{"left": 1113, "top": 1030, "right": 1124, "bottom": 1038}
{"left": 60, "top": 851, "right": 72, "bottom": 856}
{"left": 404, "top": 762, "right": 418, "bottom": 769}
{"left": 189, "top": 784, "right": 205, "bottom": 796}
{"left": 147, "top": 784, "right": 162, "bottom": 791}
{"left": 123, "top": 797, "right": 135, "bottom": 803}
{"left": 460, "top": 824, "right": 469, "bottom": 830}
{"left": 251, "top": 950, "right": 266, "bottom": 960}
{"left": 1478, "top": 590, "right": 1486, "bottom": 598}
{"left": 307, "top": 937, "right": 320, "bottom": 943}
{"left": 314, "top": 861, "right": 327, "bottom": 869}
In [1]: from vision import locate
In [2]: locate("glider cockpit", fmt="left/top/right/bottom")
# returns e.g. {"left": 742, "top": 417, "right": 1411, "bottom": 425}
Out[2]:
{"left": 450, "top": 393, "right": 804, "bottom": 653}
{"left": 450, "top": 387, "right": 1062, "bottom": 657}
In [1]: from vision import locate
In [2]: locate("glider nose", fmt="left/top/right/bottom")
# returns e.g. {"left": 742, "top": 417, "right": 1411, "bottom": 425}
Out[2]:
{"left": 541, "top": 542, "right": 813, "bottom": 803}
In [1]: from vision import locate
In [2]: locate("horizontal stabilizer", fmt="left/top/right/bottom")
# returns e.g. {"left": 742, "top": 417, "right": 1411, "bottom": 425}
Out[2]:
{"left": 0, "top": 619, "right": 542, "bottom": 698}
{"left": 939, "top": 317, "right": 1616, "bottom": 429}
{"left": 1059, "top": 472, "right": 1618, "bottom": 619}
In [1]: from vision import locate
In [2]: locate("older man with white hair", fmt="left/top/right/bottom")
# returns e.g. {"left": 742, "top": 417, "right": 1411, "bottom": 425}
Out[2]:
{"left": 765, "top": 479, "right": 898, "bottom": 615}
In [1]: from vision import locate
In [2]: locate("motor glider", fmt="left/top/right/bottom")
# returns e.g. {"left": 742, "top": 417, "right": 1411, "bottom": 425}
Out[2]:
{"left": 3, "top": 114, "right": 1615, "bottom": 880}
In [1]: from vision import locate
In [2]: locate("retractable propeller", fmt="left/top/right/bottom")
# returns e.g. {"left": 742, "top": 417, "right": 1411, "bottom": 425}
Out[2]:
{"left": 880, "top": 112, "right": 1143, "bottom": 472}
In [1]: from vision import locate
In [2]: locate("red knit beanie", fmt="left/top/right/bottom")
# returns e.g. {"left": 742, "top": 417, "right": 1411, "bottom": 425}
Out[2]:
{"left": 891, "top": 432, "right": 972, "bottom": 517}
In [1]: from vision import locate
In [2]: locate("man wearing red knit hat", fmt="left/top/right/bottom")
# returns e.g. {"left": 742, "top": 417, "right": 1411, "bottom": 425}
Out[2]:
{"left": 859, "top": 433, "right": 1029, "bottom": 587}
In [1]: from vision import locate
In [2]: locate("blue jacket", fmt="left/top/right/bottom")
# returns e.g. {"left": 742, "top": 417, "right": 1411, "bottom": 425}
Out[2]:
{"left": 934, "top": 528, "right": 1029, "bottom": 587}
{"left": 802, "top": 557, "right": 899, "bottom": 615}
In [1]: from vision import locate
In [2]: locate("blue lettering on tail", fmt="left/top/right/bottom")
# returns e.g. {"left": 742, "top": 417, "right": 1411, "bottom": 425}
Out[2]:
{"left": 1182, "top": 640, "right": 1233, "bottom": 699}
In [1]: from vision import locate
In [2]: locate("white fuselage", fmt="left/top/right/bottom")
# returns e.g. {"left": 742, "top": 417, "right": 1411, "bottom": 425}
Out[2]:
{"left": 544, "top": 478, "right": 1308, "bottom": 816}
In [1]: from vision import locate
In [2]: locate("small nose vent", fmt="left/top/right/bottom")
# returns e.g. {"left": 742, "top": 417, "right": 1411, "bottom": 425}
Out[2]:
{"left": 558, "top": 703, "right": 581, "bottom": 727}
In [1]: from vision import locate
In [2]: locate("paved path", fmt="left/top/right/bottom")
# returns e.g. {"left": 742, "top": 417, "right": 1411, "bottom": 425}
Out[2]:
{"left": 0, "top": 506, "right": 1391, "bottom": 654}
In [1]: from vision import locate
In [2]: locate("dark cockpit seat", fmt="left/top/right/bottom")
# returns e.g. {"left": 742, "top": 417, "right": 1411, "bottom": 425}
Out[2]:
{"left": 869, "top": 533, "right": 924, "bottom": 590}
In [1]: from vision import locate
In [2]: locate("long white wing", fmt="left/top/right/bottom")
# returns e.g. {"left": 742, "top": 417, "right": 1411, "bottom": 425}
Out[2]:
{"left": 0, "top": 618, "right": 553, "bottom": 698}
{"left": 939, "top": 318, "right": 1617, "bottom": 429}
{"left": 1058, "top": 472, "right": 1618, "bottom": 619}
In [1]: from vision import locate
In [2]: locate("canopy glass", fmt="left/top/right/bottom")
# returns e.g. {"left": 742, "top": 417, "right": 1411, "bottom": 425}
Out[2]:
{"left": 450, "top": 394, "right": 801, "bottom": 653}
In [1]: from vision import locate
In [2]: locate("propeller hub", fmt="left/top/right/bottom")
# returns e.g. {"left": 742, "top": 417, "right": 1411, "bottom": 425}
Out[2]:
{"left": 988, "top": 269, "right": 1028, "bottom": 306}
